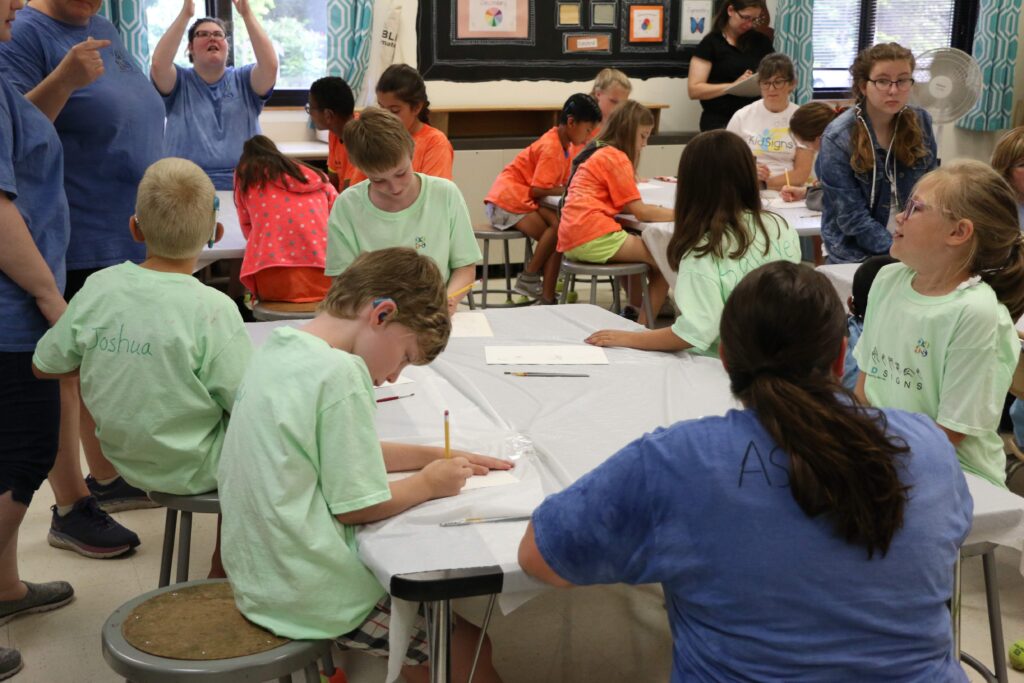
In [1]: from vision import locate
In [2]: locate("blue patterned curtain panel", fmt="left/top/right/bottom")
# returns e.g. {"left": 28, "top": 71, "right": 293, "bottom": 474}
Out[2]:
{"left": 327, "top": 0, "right": 374, "bottom": 95}
{"left": 958, "top": 0, "right": 1022, "bottom": 131}
{"left": 97, "top": 0, "right": 150, "bottom": 72}
{"left": 774, "top": 0, "right": 814, "bottom": 105}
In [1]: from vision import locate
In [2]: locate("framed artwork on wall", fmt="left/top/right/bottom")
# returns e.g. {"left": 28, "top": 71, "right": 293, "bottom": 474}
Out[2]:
{"left": 628, "top": 5, "right": 664, "bottom": 42}
{"left": 454, "top": 0, "right": 533, "bottom": 44}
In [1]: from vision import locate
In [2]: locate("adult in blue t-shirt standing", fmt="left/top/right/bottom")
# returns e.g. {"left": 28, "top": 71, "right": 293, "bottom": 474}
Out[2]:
{"left": 520, "top": 261, "right": 972, "bottom": 683}
{"left": 0, "top": 0, "right": 166, "bottom": 558}
{"left": 151, "top": 0, "right": 278, "bottom": 190}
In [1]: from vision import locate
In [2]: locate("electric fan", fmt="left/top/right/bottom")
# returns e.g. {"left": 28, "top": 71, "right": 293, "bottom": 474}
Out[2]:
{"left": 911, "top": 47, "right": 982, "bottom": 124}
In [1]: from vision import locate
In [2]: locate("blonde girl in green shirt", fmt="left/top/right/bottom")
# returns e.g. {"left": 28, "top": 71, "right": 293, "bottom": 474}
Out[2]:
{"left": 586, "top": 129, "right": 801, "bottom": 352}
{"left": 853, "top": 160, "right": 1024, "bottom": 486}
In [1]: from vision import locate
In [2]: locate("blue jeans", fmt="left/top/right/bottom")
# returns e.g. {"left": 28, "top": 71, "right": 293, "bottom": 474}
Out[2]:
{"left": 1011, "top": 398, "right": 1024, "bottom": 448}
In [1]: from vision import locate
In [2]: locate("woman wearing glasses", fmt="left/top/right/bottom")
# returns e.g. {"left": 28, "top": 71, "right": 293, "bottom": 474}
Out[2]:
{"left": 817, "top": 43, "right": 937, "bottom": 263}
{"left": 151, "top": 0, "right": 279, "bottom": 190}
{"left": 726, "top": 53, "right": 813, "bottom": 190}
{"left": 687, "top": 0, "right": 774, "bottom": 132}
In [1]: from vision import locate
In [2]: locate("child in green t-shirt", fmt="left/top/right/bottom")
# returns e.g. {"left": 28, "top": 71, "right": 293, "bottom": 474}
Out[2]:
{"left": 218, "top": 247, "right": 508, "bottom": 681}
{"left": 585, "top": 129, "right": 801, "bottom": 353}
{"left": 854, "top": 160, "right": 1024, "bottom": 487}
{"left": 324, "top": 108, "right": 481, "bottom": 315}
{"left": 33, "top": 157, "right": 252, "bottom": 572}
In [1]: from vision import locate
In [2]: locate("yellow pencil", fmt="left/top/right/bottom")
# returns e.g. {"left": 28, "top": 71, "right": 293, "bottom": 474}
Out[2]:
{"left": 447, "top": 280, "right": 480, "bottom": 299}
{"left": 785, "top": 169, "right": 791, "bottom": 188}
{"left": 444, "top": 409, "right": 451, "bottom": 459}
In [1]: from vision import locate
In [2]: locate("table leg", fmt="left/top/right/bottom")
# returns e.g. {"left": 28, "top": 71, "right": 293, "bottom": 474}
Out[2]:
{"left": 427, "top": 600, "right": 452, "bottom": 683}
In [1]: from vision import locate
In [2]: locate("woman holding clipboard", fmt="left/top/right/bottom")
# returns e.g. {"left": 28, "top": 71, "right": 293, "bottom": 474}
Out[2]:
{"left": 687, "top": 0, "right": 774, "bottom": 132}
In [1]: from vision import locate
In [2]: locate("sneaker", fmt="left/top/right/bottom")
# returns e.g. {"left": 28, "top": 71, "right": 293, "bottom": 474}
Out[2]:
{"left": 512, "top": 272, "right": 542, "bottom": 298}
{"left": 0, "top": 648, "right": 22, "bottom": 681}
{"left": 48, "top": 496, "right": 141, "bottom": 559}
{"left": 0, "top": 581, "right": 74, "bottom": 627}
{"left": 86, "top": 474, "right": 159, "bottom": 512}
{"left": 621, "top": 305, "right": 640, "bottom": 322}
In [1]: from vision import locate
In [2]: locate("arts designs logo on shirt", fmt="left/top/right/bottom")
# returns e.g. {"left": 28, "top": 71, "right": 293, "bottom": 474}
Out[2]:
{"left": 868, "top": 345, "right": 924, "bottom": 391}
{"left": 414, "top": 236, "right": 427, "bottom": 250}
{"left": 913, "top": 339, "right": 930, "bottom": 357}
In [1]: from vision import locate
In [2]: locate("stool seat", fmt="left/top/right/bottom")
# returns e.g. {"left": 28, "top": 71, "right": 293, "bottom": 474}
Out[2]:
{"left": 252, "top": 301, "right": 319, "bottom": 321}
{"left": 102, "top": 579, "right": 332, "bottom": 683}
{"left": 470, "top": 223, "right": 534, "bottom": 309}
{"left": 558, "top": 258, "right": 654, "bottom": 327}
{"left": 148, "top": 491, "right": 221, "bottom": 515}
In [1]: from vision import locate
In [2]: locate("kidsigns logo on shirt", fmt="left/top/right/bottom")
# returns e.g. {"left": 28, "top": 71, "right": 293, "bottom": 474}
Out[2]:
{"left": 867, "top": 345, "right": 924, "bottom": 391}
{"left": 745, "top": 127, "right": 795, "bottom": 155}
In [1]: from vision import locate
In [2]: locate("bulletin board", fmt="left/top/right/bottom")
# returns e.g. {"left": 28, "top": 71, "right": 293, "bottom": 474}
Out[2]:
{"left": 417, "top": 0, "right": 711, "bottom": 81}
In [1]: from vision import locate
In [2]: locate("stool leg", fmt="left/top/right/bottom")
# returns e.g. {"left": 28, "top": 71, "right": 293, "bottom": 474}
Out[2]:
{"left": 502, "top": 240, "right": 513, "bottom": 303}
{"left": 277, "top": 676, "right": 291, "bottom": 683}
{"left": 953, "top": 553, "right": 962, "bottom": 660}
{"left": 611, "top": 276, "right": 622, "bottom": 314}
{"left": 982, "top": 549, "right": 1008, "bottom": 683}
{"left": 304, "top": 661, "right": 321, "bottom": 682}
{"left": 322, "top": 643, "right": 336, "bottom": 675}
{"left": 640, "top": 276, "right": 654, "bottom": 329}
{"left": 158, "top": 508, "right": 177, "bottom": 588}
{"left": 481, "top": 239, "right": 491, "bottom": 309}
{"left": 467, "top": 289, "right": 476, "bottom": 311}
{"left": 175, "top": 510, "right": 192, "bottom": 584}
{"left": 589, "top": 275, "right": 598, "bottom": 306}
{"left": 558, "top": 267, "right": 568, "bottom": 305}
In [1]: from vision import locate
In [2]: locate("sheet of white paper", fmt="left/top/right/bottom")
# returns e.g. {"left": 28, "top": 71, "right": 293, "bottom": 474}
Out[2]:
{"left": 485, "top": 345, "right": 609, "bottom": 365}
{"left": 451, "top": 311, "right": 494, "bottom": 338}
{"left": 765, "top": 197, "right": 807, "bottom": 210}
{"left": 374, "top": 375, "right": 415, "bottom": 400}
{"left": 386, "top": 469, "right": 521, "bottom": 491}
{"left": 636, "top": 181, "right": 660, "bottom": 191}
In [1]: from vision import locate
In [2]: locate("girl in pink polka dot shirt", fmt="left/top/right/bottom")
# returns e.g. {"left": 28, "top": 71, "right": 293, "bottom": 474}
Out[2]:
{"left": 234, "top": 135, "right": 339, "bottom": 302}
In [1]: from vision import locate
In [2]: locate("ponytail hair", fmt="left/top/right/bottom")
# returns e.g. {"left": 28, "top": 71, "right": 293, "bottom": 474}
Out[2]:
{"left": 848, "top": 43, "right": 930, "bottom": 174}
{"left": 919, "top": 160, "right": 1024, "bottom": 320}
{"left": 235, "top": 135, "right": 327, "bottom": 194}
{"left": 720, "top": 262, "right": 910, "bottom": 558}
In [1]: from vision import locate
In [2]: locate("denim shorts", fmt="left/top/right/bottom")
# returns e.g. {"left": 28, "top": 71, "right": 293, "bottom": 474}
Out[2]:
{"left": 0, "top": 352, "right": 60, "bottom": 505}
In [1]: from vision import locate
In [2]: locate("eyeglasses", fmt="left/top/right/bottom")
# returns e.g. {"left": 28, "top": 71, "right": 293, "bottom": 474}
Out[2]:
{"left": 303, "top": 103, "right": 321, "bottom": 114}
{"left": 194, "top": 30, "right": 226, "bottom": 40}
{"left": 867, "top": 78, "right": 915, "bottom": 92}
{"left": 760, "top": 79, "right": 791, "bottom": 90}
{"left": 736, "top": 12, "right": 766, "bottom": 25}
{"left": 901, "top": 197, "right": 954, "bottom": 222}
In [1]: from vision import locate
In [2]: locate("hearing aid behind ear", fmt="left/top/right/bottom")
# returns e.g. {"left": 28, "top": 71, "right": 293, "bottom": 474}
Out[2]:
{"left": 372, "top": 297, "right": 395, "bottom": 322}
{"left": 209, "top": 195, "right": 220, "bottom": 248}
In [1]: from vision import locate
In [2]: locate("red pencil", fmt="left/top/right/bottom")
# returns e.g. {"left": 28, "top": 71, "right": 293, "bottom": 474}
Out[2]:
{"left": 376, "top": 393, "right": 414, "bottom": 403}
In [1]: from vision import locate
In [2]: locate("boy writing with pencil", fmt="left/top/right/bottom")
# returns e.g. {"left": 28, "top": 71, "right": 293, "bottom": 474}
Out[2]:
{"left": 32, "top": 158, "right": 250, "bottom": 571}
{"left": 218, "top": 247, "right": 507, "bottom": 682}
{"left": 325, "top": 108, "right": 481, "bottom": 314}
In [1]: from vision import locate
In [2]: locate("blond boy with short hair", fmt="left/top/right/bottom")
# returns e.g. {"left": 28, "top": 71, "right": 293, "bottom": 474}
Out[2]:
{"left": 219, "top": 247, "right": 506, "bottom": 682}
{"left": 325, "top": 108, "right": 481, "bottom": 314}
{"left": 33, "top": 158, "right": 251, "bottom": 563}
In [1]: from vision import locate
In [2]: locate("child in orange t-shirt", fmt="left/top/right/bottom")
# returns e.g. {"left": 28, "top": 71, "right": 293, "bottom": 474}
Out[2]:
{"left": 558, "top": 101, "right": 673, "bottom": 325}
{"left": 484, "top": 94, "right": 602, "bottom": 303}
{"left": 233, "top": 135, "right": 338, "bottom": 302}
{"left": 329, "top": 64, "right": 455, "bottom": 189}
{"left": 306, "top": 77, "right": 356, "bottom": 192}
{"left": 587, "top": 68, "right": 632, "bottom": 143}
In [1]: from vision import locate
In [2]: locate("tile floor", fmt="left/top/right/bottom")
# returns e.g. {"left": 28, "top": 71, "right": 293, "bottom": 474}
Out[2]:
{"left": 7, "top": 284, "right": 1024, "bottom": 682}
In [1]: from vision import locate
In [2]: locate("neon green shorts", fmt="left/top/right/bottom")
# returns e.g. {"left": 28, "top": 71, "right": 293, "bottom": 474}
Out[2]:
{"left": 565, "top": 230, "right": 628, "bottom": 264}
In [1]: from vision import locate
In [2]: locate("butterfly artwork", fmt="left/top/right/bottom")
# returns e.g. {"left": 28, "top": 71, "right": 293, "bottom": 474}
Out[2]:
{"left": 690, "top": 16, "right": 705, "bottom": 33}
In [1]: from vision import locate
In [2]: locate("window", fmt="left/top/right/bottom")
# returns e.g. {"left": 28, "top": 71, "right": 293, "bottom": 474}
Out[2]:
{"left": 812, "top": 0, "right": 977, "bottom": 97}
{"left": 144, "top": 0, "right": 326, "bottom": 105}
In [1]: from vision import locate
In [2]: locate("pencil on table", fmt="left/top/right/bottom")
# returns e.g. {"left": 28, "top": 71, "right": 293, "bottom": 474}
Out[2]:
{"left": 444, "top": 409, "right": 451, "bottom": 459}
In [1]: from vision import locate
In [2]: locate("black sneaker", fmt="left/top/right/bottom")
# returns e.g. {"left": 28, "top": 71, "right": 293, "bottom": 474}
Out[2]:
{"left": 86, "top": 474, "right": 159, "bottom": 512}
{"left": 0, "top": 581, "right": 74, "bottom": 626}
{"left": 48, "top": 496, "right": 141, "bottom": 559}
{"left": 0, "top": 648, "right": 22, "bottom": 681}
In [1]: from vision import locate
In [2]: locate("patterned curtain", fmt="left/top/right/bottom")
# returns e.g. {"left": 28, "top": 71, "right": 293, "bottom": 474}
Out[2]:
{"left": 97, "top": 0, "right": 150, "bottom": 72}
{"left": 774, "top": 0, "right": 814, "bottom": 105}
{"left": 958, "top": 0, "right": 1023, "bottom": 131}
{"left": 327, "top": 0, "right": 374, "bottom": 96}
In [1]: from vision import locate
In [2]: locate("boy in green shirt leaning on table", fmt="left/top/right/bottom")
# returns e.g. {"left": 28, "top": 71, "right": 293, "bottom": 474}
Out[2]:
{"left": 324, "top": 108, "right": 481, "bottom": 315}
{"left": 218, "top": 247, "right": 507, "bottom": 682}
{"left": 33, "top": 157, "right": 251, "bottom": 573}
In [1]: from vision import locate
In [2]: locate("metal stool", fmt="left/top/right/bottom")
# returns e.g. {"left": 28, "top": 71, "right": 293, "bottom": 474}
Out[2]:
{"left": 148, "top": 491, "right": 221, "bottom": 588}
{"left": 102, "top": 579, "right": 334, "bottom": 683}
{"left": 252, "top": 301, "right": 319, "bottom": 321}
{"left": 557, "top": 259, "right": 654, "bottom": 328}
{"left": 954, "top": 543, "right": 1008, "bottom": 683}
{"left": 468, "top": 224, "right": 534, "bottom": 308}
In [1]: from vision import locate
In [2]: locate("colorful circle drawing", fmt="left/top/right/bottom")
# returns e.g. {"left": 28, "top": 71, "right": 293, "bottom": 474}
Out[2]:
{"left": 641, "top": 17, "right": 652, "bottom": 31}
{"left": 484, "top": 7, "right": 503, "bottom": 27}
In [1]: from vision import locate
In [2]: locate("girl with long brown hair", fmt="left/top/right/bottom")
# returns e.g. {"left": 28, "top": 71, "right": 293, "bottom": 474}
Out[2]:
{"left": 557, "top": 101, "right": 674, "bottom": 325}
{"left": 233, "top": 135, "right": 338, "bottom": 302}
{"left": 586, "top": 130, "right": 800, "bottom": 351}
{"left": 855, "top": 160, "right": 1024, "bottom": 487}
{"left": 521, "top": 260, "right": 971, "bottom": 681}
{"left": 817, "top": 43, "right": 937, "bottom": 263}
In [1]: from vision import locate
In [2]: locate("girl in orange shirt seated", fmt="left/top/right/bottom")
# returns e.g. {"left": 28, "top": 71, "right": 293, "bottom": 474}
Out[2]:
{"left": 484, "top": 94, "right": 602, "bottom": 303}
{"left": 558, "top": 101, "right": 674, "bottom": 325}
{"left": 332, "top": 64, "right": 454, "bottom": 189}
{"left": 233, "top": 135, "right": 338, "bottom": 302}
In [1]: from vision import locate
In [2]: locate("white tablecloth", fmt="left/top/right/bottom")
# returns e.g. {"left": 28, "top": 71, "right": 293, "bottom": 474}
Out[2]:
{"left": 195, "top": 190, "right": 245, "bottom": 271}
